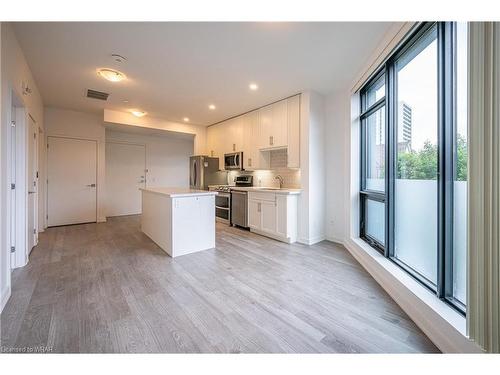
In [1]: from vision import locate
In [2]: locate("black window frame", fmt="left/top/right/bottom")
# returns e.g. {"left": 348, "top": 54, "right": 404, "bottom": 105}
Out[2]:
{"left": 359, "top": 69, "right": 386, "bottom": 254}
{"left": 359, "top": 21, "right": 466, "bottom": 315}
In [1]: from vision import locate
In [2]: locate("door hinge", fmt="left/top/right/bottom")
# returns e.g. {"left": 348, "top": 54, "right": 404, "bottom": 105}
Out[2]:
{"left": 11, "top": 183, "right": 15, "bottom": 190}
{"left": 11, "top": 246, "right": 15, "bottom": 253}
{"left": 36, "top": 171, "right": 39, "bottom": 179}
{"left": 33, "top": 229, "right": 36, "bottom": 234}
{"left": 11, "top": 121, "right": 16, "bottom": 127}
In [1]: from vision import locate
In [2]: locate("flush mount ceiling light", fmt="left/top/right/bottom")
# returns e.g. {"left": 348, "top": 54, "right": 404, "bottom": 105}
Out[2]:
{"left": 249, "top": 83, "right": 258, "bottom": 91}
{"left": 131, "top": 110, "right": 147, "bottom": 117}
{"left": 208, "top": 104, "right": 216, "bottom": 110}
{"left": 183, "top": 117, "right": 190, "bottom": 122}
{"left": 97, "top": 68, "right": 126, "bottom": 82}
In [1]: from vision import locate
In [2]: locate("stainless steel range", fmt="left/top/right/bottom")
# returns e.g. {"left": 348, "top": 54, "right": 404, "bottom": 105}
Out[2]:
{"left": 209, "top": 185, "right": 232, "bottom": 224}
{"left": 209, "top": 175, "right": 253, "bottom": 225}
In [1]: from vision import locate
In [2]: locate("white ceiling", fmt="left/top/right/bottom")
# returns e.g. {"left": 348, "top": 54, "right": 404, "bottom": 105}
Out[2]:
{"left": 13, "top": 22, "right": 395, "bottom": 126}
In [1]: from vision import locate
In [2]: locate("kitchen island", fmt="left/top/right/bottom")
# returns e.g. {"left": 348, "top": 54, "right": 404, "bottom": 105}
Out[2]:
{"left": 140, "top": 187, "right": 218, "bottom": 258}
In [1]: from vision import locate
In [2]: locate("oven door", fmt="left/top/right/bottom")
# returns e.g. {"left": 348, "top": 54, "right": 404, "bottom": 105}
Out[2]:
{"left": 224, "top": 152, "right": 242, "bottom": 170}
{"left": 215, "top": 192, "right": 230, "bottom": 223}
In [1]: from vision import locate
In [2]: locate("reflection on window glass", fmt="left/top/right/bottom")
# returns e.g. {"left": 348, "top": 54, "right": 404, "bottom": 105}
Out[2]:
{"left": 366, "top": 108, "right": 385, "bottom": 191}
{"left": 365, "top": 76, "right": 385, "bottom": 108}
{"left": 394, "top": 25, "right": 438, "bottom": 285}
{"left": 453, "top": 22, "right": 468, "bottom": 305}
{"left": 366, "top": 199, "right": 385, "bottom": 245}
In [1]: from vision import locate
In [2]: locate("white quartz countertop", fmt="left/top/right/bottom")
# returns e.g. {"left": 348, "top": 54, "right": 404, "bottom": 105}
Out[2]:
{"left": 229, "top": 186, "right": 302, "bottom": 195}
{"left": 140, "top": 187, "right": 218, "bottom": 197}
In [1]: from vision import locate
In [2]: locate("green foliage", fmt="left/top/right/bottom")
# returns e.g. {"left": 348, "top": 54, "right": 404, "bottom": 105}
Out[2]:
{"left": 397, "top": 136, "right": 467, "bottom": 181}
{"left": 455, "top": 135, "right": 468, "bottom": 181}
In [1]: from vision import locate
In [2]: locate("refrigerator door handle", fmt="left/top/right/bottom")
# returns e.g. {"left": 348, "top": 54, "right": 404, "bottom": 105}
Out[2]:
{"left": 193, "top": 159, "right": 197, "bottom": 187}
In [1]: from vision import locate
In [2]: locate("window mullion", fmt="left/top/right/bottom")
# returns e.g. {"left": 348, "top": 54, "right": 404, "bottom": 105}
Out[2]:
{"left": 386, "top": 60, "right": 396, "bottom": 259}
{"left": 437, "top": 22, "right": 457, "bottom": 301}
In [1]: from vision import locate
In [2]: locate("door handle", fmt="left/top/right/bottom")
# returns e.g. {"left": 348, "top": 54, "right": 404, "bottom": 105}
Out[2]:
{"left": 86, "top": 183, "right": 96, "bottom": 188}
{"left": 28, "top": 191, "right": 36, "bottom": 194}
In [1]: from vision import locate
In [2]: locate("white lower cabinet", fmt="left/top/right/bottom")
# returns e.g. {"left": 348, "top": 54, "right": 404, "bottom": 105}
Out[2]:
{"left": 248, "top": 199, "right": 261, "bottom": 229}
{"left": 248, "top": 192, "right": 298, "bottom": 243}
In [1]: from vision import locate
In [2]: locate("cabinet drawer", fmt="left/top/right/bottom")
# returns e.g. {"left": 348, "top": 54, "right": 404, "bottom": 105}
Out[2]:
{"left": 248, "top": 191, "right": 276, "bottom": 202}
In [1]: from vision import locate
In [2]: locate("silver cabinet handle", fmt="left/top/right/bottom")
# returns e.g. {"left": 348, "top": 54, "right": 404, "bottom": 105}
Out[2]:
{"left": 86, "top": 184, "right": 96, "bottom": 187}
{"left": 258, "top": 202, "right": 261, "bottom": 213}
{"left": 28, "top": 191, "right": 36, "bottom": 194}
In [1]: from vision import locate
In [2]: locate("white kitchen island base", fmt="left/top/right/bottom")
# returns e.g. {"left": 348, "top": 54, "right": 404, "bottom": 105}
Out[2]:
{"left": 141, "top": 188, "right": 217, "bottom": 258}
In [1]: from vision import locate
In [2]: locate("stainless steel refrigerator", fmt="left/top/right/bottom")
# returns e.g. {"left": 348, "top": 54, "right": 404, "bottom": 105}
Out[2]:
{"left": 189, "top": 156, "right": 227, "bottom": 190}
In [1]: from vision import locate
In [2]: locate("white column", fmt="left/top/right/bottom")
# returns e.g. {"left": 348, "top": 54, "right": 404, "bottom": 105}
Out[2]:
{"left": 467, "top": 22, "right": 500, "bottom": 353}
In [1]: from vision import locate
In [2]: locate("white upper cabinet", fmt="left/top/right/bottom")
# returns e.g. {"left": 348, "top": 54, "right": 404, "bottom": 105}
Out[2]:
{"left": 242, "top": 111, "right": 260, "bottom": 170}
{"left": 286, "top": 95, "right": 300, "bottom": 168}
{"left": 258, "top": 99, "right": 288, "bottom": 150}
{"left": 205, "top": 94, "right": 301, "bottom": 171}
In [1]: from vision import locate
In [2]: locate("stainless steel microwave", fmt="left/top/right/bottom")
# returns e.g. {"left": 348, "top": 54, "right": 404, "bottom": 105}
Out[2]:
{"left": 224, "top": 152, "right": 243, "bottom": 170}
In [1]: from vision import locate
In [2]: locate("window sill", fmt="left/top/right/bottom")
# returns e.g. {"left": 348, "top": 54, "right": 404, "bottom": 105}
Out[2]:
{"left": 343, "top": 236, "right": 482, "bottom": 353}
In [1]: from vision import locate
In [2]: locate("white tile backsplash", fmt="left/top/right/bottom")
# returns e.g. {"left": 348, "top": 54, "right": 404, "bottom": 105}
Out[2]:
{"left": 228, "top": 167, "right": 301, "bottom": 189}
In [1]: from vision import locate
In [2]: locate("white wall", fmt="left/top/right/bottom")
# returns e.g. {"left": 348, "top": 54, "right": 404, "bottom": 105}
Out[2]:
{"left": 298, "top": 91, "right": 327, "bottom": 245}
{"left": 1, "top": 23, "right": 45, "bottom": 312}
{"left": 105, "top": 130, "right": 193, "bottom": 216}
{"left": 44, "top": 107, "right": 106, "bottom": 222}
{"left": 325, "top": 91, "right": 350, "bottom": 243}
{"left": 104, "top": 109, "right": 207, "bottom": 155}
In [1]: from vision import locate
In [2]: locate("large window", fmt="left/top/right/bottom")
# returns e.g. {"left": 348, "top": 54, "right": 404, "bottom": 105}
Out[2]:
{"left": 360, "top": 73, "right": 386, "bottom": 251}
{"left": 359, "top": 22, "right": 468, "bottom": 314}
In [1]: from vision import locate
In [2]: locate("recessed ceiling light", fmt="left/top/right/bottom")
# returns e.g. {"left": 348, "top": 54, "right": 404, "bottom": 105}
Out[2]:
{"left": 131, "top": 110, "right": 147, "bottom": 117}
{"left": 183, "top": 117, "right": 190, "bottom": 122}
{"left": 97, "top": 68, "right": 126, "bottom": 82}
{"left": 208, "top": 104, "right": 216, "bottom": 110}
{"left": 249, "top": 83, "right": 258, "bottom": 91}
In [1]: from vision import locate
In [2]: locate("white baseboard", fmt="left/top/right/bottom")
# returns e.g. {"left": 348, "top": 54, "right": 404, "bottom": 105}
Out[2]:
{"left": 298, "top": 234, "right": 326, "bottom": 246}
{"left": 1, "top": 284, "right": 11, "bottom": 313}
{"left": 341, "top": 237, "right": 483, "bottom": 353}
{"left": 326, "top": 235, "right": 345, "bottom": 246}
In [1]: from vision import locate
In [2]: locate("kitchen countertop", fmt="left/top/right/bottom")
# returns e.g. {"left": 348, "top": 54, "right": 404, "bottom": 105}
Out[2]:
{"left": 140, "top": 187, "right": 218, "bottom": 197}
{"left": 229, "top": 186, "right": 302, "bottom": 195}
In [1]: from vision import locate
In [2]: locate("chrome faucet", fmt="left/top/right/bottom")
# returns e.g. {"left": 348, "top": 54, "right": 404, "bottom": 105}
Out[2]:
{"left": 274, "top": 175, "right": 284, "bottom": 189}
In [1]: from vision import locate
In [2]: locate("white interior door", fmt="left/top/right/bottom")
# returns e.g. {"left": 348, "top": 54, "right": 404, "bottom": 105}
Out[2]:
{"left": 47, "top": 137, "right": 97, "bottom": 226}
{"left": 27, "top": 116, "right": 38, "bottom": 252}
{"left": 105, "top": 142, "right": 146, "bottom": 217}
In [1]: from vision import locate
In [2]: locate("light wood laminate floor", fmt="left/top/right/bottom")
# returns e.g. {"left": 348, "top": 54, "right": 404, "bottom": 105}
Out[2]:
{"left": 1, "top": 215, "right": 439, "bottom": 353}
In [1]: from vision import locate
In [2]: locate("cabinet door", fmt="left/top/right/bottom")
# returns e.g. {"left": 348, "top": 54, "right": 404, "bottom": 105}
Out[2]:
{"left": 242, "top": 111, "right": 260, "bottom": 170}
{"left": 287, "top": 95, "right": 300, "bottom": 168}
{"left": 260, "top": 200, "right": 277, "bottom": 234}
{"left": 207, "top": 126, "right": 217, "bottom": 158}
{"left": 275, "top": 195, "right": 288, "bottom": 238}
{"left": 271, "top": 99, "right": 288, "bottom": 148}
{"left": 248, "top": 199, "right": 261, "bottom": 230}
{"left": 258, "top": 104, "right": 273, "bottom": 149}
